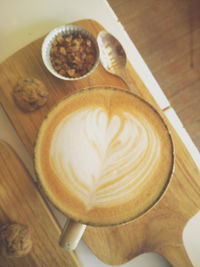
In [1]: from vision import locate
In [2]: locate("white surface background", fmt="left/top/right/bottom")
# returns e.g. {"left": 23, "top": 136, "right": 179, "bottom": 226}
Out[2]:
{"left": 0, "top": 0, "right": 200, "bottom": 266}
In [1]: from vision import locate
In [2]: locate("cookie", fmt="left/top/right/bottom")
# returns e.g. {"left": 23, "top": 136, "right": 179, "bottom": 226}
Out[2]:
{"left": 13, "top": 78, "right": 48, "bottom": 112}
{"left": 0, "top": 223, "right": 32, "bottom": 257}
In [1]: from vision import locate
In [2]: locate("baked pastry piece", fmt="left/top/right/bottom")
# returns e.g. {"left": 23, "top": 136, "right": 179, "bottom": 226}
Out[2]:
{"left": 13, "top": 78, "right": 48, "bottom": 112}
{"left": 0, "top": 223, "right": 32, "bottom": 257}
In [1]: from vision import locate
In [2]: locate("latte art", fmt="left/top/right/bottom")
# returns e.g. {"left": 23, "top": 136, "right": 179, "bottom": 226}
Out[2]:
{"left": 50, "top": 107, "right": 161, "bottom": 210}
{"left": 35, "top": 87, "right": 174, "bottom": 225}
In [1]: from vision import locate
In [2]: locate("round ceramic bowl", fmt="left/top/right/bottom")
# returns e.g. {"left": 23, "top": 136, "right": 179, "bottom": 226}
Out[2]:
{"left": 42, "top": 25, "right": 99, "bottom": 81}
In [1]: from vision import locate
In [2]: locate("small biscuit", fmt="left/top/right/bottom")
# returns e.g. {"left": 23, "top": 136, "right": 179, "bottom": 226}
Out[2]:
{"left": 13, "top": 78, "right": 48, "bottom": 112}
{"left": 0, "top": 223, "right": 32, "bottom": 257}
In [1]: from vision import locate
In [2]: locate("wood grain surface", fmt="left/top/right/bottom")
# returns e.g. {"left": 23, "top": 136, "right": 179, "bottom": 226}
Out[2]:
{"left": 0, "top": 19, "right": 200, "bottom": 266}
{"left": 0, "top": 141, "right": 82, "bottom": 267}
{"left": 108, "top": 0, "right": 200, "bottom": 151}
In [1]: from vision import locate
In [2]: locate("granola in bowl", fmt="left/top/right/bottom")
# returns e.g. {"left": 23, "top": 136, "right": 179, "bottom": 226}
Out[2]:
{"left": 42, "top": 25, "right": 99, "bottom": 81}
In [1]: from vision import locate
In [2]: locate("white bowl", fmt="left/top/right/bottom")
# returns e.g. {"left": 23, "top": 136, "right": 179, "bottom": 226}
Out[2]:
{"left": 42, "top": 25, "right": 99, "bottom": 81}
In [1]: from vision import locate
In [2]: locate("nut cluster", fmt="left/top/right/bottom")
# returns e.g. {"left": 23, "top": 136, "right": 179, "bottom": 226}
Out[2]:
{"left": 50, "top": 33, "right": 97, "bottom": 78}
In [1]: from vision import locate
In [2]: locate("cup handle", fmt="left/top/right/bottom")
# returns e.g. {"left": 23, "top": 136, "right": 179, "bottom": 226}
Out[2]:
{"left": 59, "top": 219, "right": 86, "bottom": 250}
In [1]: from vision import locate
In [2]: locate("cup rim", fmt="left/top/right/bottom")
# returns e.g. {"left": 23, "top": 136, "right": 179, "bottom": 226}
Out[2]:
{"left": 34, "top": 86, "right": 175, "bottom": 227}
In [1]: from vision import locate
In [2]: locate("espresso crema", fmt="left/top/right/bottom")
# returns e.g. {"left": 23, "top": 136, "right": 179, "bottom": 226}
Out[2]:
{"left": 35, "top": 87, "right": 174, "bottom": 225}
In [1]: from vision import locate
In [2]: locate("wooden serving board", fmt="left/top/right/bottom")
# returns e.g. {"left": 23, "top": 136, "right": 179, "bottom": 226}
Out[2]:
{"left": 0, "top": 19, "right": 200, "bottom": 266}
{"left": 0, "top": 141, "right": 82, "bottom": 267}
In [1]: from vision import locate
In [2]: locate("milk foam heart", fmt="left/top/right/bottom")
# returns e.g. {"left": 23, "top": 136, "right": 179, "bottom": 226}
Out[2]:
{"left": 35, "top": 87, "right": 174, "bottom": 225}
{"left": 50, "top": 107, "right": 161, "bottom": 210}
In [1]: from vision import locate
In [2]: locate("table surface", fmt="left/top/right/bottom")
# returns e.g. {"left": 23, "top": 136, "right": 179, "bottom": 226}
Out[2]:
{"left": 1, "top": 1, "right": 200, "bottom": 266}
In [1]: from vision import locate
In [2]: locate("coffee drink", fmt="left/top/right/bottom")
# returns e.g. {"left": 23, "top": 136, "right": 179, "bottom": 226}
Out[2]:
{"left": 35, "top": 87, "right": 174, "bottom": 226}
